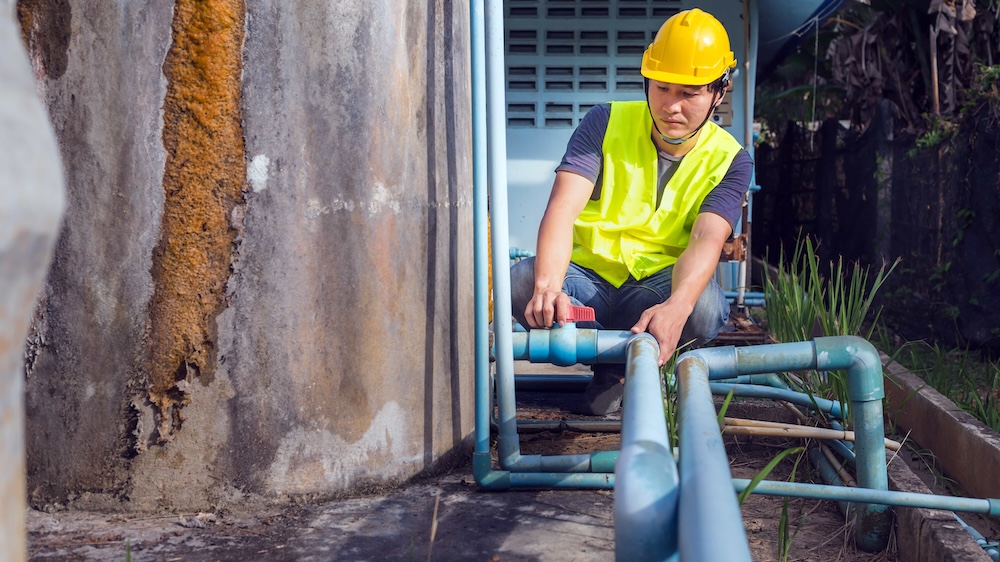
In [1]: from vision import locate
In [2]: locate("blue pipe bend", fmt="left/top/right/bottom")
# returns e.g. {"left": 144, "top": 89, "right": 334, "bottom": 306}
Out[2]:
{"left": 682, "top": 337, "right": 891, "bottom": 552}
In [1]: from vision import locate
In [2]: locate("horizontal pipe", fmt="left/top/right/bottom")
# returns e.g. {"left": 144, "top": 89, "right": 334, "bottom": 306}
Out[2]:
{"left": 516, "top": 419, "right": 621, "bottom": 433}
{"left": 507, "top": 450, "right": 619, "bottom": 474}
{"left": 714, "top": 373, "right": 790, "bottom": 389}
{"left": 510, "top": 472, "right": 614, "bottom": 488}
{"left": 724, "top": 292, "right": 765, "bottom": 306}
{"left": 710, "top": 382, "right": 845, "bottom": 419}
{"left": 733, "top": 478, "right": 1000, "bottom": 517}
{"left": 514, "top": 373, "right": 592, "bottom": 392}
{"left": 510, "top": 328, "right": 632, "bottom": 366}
{"left": 474, "top": 452, "right": 617, "bottom": 490}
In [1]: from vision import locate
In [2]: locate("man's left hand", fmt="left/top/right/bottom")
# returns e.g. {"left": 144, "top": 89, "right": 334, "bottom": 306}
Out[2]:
{"left": 630, "top": 300, "right": 692, "bottom": 366}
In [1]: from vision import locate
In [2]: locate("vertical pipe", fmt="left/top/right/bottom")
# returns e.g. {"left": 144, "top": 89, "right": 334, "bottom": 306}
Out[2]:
{"left": 677, "top": 355, "right": 754, "bottom": 562}
{"left": 816, "top": 338, "right": 891, "bottom": 552}
{"left": 484, "top": 0, "right": 521, "bottom": 468}
{"left": 615, "top": 334, "right": 679, "bottom": 562}
{"left": 470, "top": 0, "right": 490, "bottom": 461}
{"left": 737, "top": 0, "right": 752, "bottom": 309}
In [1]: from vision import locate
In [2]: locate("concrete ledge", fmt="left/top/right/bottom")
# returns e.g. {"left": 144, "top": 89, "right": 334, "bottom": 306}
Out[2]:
{"left": 888, "top": 455, "right": 992, "bottom": 561}
{"left": 882, "top": 352, "right": 1000, "bottom": 501}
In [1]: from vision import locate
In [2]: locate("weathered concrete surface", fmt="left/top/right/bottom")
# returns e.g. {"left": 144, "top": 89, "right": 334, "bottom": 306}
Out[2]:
{"left": 0, "top": 1, "right": 66, "bottom": 559}
{"left": 28, "top": 470, "right": 615, "bottom": 562}
{"left": 19, "top": 0, "right": 174, "bottom": 504}
{"left": 887, "top": 456, "right": 992, "bottom": 562}
{"left": 19, "top": 0, "right": 474, "bottom": 511}
{"left": 883, "top": 352, "right": 1000, "bottom": 501}
{"left": 209, "top": 0, "right": 474, "bottom": 499}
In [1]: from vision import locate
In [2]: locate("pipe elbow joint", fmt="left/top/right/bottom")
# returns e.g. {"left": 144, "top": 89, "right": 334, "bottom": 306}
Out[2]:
{"left": 678, "top": 345, "right": 738, "bottom": 377}
{"left": 473, "top": 452, "right": 511, "bottom": 490}
{"left": 815, "top": 336, "right": 884, "bottom": 402}
{"left": 626, "top": 331, "right": 658, "bottom": 351}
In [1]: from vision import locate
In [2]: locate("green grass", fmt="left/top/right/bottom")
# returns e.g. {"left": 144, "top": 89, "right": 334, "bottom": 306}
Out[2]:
{"left": 873, "top": 328, "right": 1000, "bottom": 433}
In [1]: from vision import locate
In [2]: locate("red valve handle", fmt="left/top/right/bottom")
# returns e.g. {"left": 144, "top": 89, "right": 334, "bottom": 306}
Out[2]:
{"left": 565, "top": 305, "right": 595, "bottom": 323}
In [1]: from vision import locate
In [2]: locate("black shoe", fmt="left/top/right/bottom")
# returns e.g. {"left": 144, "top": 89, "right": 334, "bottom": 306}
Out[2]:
{"left": 570, "top": 371, "right": 625, "bottom": 416}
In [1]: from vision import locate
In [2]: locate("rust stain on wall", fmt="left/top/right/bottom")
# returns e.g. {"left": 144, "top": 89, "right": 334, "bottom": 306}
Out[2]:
{"left": 148, "top": 0, "right": 246, "bottom": 442}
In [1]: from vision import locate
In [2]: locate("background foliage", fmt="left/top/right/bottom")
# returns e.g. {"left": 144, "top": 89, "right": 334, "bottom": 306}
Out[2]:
{"left": 753, "top": 0, "right": 1000, "bottom": 355}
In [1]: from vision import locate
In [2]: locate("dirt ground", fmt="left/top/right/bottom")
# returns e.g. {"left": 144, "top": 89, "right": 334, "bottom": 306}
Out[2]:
{"left": 26, "top": 384, "right": 998, "bottom": 562}
{"left": 26, "top": 435, "right": 899, "bottom": 562}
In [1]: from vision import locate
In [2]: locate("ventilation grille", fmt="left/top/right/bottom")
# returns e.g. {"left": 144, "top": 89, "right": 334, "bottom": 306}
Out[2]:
{"left": 505, "top": 0, "right": 684, "bottom": 128}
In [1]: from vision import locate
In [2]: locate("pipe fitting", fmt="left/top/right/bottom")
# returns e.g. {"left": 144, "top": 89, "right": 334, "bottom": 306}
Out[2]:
{"left": 473, "top": 452, "right": 510, "bottom": 490}
{"left": 815, "top": 336, "right": 884, "bottom": 402}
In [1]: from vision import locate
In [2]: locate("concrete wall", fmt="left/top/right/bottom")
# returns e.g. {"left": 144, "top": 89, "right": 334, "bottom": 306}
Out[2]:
{"left": 18, "top": 0, "right": 474, "bottom": 511}
{"left": 1, "top": 1, "right": 66, "bottom": 558}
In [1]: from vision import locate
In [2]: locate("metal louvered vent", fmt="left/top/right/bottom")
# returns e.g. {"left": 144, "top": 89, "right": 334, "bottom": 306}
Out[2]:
{"left": 505, "top": 0, "right": 684, "bottom": 128}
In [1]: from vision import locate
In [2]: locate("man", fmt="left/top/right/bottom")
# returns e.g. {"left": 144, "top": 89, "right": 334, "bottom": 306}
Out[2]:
{"left": 509, "top": 8, "right": 753, "bottom": 415}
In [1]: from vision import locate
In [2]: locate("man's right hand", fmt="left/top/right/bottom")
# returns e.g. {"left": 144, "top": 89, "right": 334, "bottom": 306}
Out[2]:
{"left": 524, "top": 289, "right": 572, "bottom": 328}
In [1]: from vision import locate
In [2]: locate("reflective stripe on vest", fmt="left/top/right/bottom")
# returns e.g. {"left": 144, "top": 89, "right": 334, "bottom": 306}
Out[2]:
{"left": 571, "top": 100, "right": 743, "bottom": 287}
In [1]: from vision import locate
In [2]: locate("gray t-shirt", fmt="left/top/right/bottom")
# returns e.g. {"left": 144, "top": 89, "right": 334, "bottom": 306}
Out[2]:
{"left": 557, "top": 103, "right": 753, "bottom": 231}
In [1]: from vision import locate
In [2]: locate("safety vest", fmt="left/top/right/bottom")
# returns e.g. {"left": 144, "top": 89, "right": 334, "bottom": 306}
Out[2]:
{"left": 571, "top": 101, "right": 743, "bottom": 287}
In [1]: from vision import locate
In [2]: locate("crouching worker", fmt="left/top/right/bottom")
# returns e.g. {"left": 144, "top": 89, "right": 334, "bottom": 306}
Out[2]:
{"left": 509, "top": 8, "right": 753, "bottom": 415}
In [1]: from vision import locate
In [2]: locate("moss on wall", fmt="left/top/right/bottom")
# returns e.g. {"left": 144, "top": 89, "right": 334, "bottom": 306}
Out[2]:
{"left": 148, "top": 0, "right": 246, "bottom": 442}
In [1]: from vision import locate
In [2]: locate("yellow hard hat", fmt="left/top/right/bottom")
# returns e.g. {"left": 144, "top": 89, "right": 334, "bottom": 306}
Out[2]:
{"left": 641, "top": 8, "right": 736, "bottom": 86}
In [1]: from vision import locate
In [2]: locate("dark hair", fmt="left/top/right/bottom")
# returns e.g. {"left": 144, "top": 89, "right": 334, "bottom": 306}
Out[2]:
{"left": 711, "top": 69, "right": 731, "bottom": 93}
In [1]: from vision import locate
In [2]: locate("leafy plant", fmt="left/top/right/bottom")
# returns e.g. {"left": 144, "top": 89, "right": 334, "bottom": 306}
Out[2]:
{"left": 717, "top": 389, "right": 736, "bottom": 429}
{"left": 778, "top": 449, "right": 807, "bottom": 562}
{"left": 763, "top": 233, "right": 899, "bottom": 425}
{"left": 738, "top": 447, "right": 805, "bottom": 506}
{"left": 662, "top": 341, "right": 696, "bottom": 449}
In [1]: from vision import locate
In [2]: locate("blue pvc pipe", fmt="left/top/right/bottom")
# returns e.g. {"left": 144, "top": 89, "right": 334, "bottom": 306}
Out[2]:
{"left": 615, "top": 334, "right": 679, "bottom": 562}
{"left": 685, "top": 337, "right": 891, "bottom": 552}
{"left": 516, "top": 419, "right": 620, "bottom": 432}
{"left": 714, "top": 373, "right": 791, "bottom": 389}
{"left": 733, "top": 478, "right": 1000, "bottom": 517}
{"left": 511, "top": 327, "right": 632, "bottom": 366}
{"left": 470, "top": 0, "right": 490, "bottom": 463}
{"left": 709, "top": 382, "right": 846, "bottom": 419}
{"left": 955, "top": 514, "right": 1000, "bottom": 561}
{"left": 483, "top": 0, "right": 521, "bottom": 470}
{"left": 808, "top": 447, "right": 854, "bottom": 516}
{"left": 514, "top": 373, "right": 592, "bottom": 391}
{"left": 724, "top": 291, "right": 765, "bottom": 307}
{"left": 676, "top": 354, "right": 754, "bottom": 562}
{"left": 825, "top": 438, "right": 857, "bottom": 467}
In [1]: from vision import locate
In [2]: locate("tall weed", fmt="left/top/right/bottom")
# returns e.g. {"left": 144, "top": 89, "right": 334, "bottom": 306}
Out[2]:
{"left": 763, "top": 235, "right": 899, "bottom": 425}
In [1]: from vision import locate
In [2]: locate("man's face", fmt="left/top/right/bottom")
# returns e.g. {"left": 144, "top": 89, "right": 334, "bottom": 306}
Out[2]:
{"left": 647, "top": 79, "right": 718, "bottom": 139}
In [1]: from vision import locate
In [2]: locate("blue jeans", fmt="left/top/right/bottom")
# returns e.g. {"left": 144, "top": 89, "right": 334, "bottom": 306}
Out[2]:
{"left": 509, "top": 257, "right": 730, "bottom": 349}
